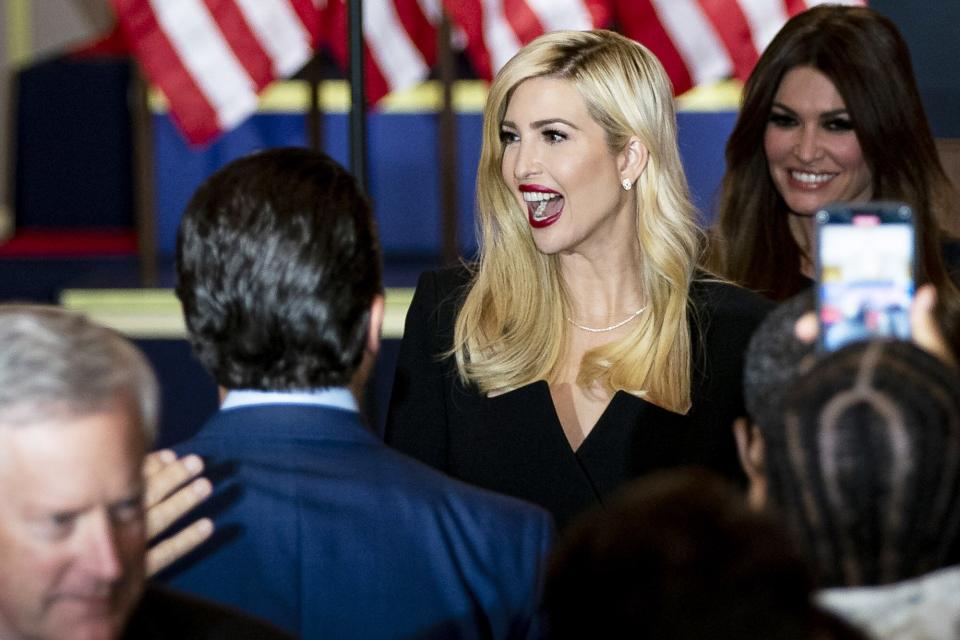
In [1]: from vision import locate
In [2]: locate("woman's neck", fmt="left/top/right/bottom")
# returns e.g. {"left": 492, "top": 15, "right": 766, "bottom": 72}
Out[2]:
{"left": 787, "top": 212, "right": 815, "bottom": 279}
{"left": 558, "top": 247, "right": 646, "bottom": 325}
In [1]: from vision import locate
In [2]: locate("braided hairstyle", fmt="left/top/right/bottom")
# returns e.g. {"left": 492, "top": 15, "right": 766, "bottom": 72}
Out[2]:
{"left": 763, "top": 340, "right": 960, "bottom": 588}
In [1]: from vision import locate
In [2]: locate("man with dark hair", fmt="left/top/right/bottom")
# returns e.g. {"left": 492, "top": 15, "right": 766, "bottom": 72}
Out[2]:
{"left": 0, "top": 305, "right": 290, "bottom": 640}
{"left": 163, "top": 147, "right": 554, "bottom": 638}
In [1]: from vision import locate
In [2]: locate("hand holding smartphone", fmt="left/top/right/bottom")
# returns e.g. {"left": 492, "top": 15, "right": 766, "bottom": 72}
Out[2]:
{"left": 816, "top": 202, "right": 916, "bottom": 352}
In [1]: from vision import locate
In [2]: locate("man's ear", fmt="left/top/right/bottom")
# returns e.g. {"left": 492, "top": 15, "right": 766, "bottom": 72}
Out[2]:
{"left": 366, "top": 294, "right": 385, "bottom": 357}
{"left": 733, "top": 417, "right": 767, "bottom": 510}
{"left": 618, "top": 136, "right": 649, "bottom": 186}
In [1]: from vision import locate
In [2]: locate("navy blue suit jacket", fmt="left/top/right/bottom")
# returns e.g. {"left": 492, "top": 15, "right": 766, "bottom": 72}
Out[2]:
{"left": 161, "top": 403, "right": 555, "bottom": 639}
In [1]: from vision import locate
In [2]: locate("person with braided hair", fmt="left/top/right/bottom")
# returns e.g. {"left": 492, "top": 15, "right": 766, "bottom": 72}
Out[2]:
{"left": 738, "top": 339, "right": 960, "bottom": 639}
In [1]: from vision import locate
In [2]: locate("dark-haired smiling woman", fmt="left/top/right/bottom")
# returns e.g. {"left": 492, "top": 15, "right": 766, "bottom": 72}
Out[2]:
{"left": 708, "top": 5, "right": 960, "bottom": 311}
{"left": 385, "top": 29, "right": 771, "bottom": 529}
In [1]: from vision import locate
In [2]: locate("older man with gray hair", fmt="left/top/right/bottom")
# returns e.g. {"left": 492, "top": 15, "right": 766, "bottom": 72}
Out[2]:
{"left": 0, "top": 305, "right": 290, "bottom": 640}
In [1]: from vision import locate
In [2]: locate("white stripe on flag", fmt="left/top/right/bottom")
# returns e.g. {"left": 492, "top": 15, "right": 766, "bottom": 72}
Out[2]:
{"left": 649, "top": 0, "right": 733, "bottom": 86}
{"left": 738, "top": 0, "right": 789, "bottom": 53}
{"left": 526, "top": 0, "right": 593, "bottom": 32}
{"left": 148, "top": 0, "right": 257, "bottom": 129}
{"left": 365, "top": 0, "right": 430, "bottom": 92}
{"left": 416, "top": 0, "right": 444, "bottom": 24}
{"left": 234, "top": 0, "right": 314, "bottom": 77}
{"left": 482, "top": 0, "right": 523, "bottom": 75}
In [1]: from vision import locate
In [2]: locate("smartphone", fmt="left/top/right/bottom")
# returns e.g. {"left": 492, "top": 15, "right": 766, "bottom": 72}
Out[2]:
{"left": 815, "top": 202, "right": 916, "bottom": 352}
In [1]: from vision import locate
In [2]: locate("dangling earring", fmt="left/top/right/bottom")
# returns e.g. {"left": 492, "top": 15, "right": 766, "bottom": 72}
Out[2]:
{"left": 621, "top": 178, "right": 632, "bottom": 191}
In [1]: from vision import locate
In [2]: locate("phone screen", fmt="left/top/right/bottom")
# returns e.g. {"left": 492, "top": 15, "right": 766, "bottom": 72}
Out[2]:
{"left": 816, "top": 204, "right": 915, "bottom": 352}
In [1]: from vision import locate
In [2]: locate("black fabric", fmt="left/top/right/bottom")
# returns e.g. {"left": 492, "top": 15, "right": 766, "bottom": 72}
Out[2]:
{"left": 385, "top": 266, "right": 773, "bottom": 529}
{"left": 123, "top": 584, "right": 293, "bottom": 639}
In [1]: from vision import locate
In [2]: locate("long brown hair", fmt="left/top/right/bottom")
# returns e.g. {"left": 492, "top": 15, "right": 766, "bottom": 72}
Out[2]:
{"left": 708, "top": 5, "right": 958, "bottom": 303}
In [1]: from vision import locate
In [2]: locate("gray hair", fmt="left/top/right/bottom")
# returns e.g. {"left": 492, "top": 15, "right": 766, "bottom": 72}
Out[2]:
{"left": 0, "top": 305, "right": 158, "bottom": 440}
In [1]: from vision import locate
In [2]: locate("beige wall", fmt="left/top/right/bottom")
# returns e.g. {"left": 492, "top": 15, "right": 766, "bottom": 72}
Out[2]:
{"left": 1, "top": 0, "right": 112, "bottom": 235}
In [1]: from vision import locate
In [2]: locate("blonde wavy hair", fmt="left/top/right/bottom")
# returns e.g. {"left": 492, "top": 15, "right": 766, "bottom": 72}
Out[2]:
{"left": 453, "top": 29, "right": 701, "bottom": 413}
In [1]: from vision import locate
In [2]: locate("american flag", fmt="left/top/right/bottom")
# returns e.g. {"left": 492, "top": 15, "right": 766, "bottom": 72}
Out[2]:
{"left": 110, "top": 0, "right": 865, "bottom": 145}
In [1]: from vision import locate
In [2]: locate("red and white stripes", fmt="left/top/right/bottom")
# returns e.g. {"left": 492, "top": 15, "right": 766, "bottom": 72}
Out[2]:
{"left": 445, "top": 0, "right": 610, "bottom": 80}
{"left": 112, "top": 0, "right": 866, "bottom": 145}
{"left": 113, "top": 0, "right": 318, "bottom": 143}
{"left": 620, "top": 0, "right": 866, "bottom": 94}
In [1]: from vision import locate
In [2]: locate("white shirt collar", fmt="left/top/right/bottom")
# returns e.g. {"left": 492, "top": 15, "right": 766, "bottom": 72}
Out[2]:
{"left": 220, "top": 388, "right": 358, "bottom": 413}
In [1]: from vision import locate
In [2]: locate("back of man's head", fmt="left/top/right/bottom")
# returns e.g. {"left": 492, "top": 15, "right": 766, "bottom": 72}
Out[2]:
{"left": 176, "top": 147, "right": 383, "bottom": 390}
{"left": 765, "top": 340, "right": 960, "bottom": 588}
{"left": 0, "top": 305, "right": 158, "bottom": 640}
{"left": 544, "top": 468, "right": 824, "bottom": 640}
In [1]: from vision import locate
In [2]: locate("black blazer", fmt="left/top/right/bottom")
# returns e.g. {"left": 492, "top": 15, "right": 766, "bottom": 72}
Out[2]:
{"left": 385, "top": 266, "right": 773, "bottom": 529}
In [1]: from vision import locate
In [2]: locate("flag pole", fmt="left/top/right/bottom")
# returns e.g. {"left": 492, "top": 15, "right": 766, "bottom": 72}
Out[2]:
{"left": 304, "top": 53, "right": 324, "bottom": 153}
{"left": 348, "top": 0, "right": 367, "bottom": 188}
{"left": 438, "top": 10, "right": 458, "bottom": 265}
{"left": 130, "top": 67, "right": 158, "bottom": 287}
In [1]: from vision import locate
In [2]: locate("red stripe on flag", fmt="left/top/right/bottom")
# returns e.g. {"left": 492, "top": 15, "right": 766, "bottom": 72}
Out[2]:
{"left": 322, "top": 0, "right": 349, "bottom": 72}
{"left": 314, "top": 0, "right": 338, "bottom": 49}
{"left": 615, "top": 0, "right": 694, "bottom": 94}
{"left": 504, "top": 0, "right": 545, "bottom": 46}
{"left": 364, "top": 42, "right": 392, "bottom": 105}
{"left": 443, "top": 0, "right": 494, "bottom": 80}
{"left": 112, "top": 0, "right": 222, "bottom": 144}
{"left": 202, "top": 0, "right": 274, "bottom": 90}
{"left": 289, "top": 0, "right": 322, "bottom": 44}
{"left": 698, "top": 0, "right": 759, "bottom": 82}
{"left": 322, "top": 1, "right": 390, "bottom": 105}
{"left": 783, "top": 0, "right": 808, "bottom": 17}
{"left": 584, "top": 0, "right": 614, "bottom": 28}
{"left": 394, "top": 0, "right": 438, "bottom": 66}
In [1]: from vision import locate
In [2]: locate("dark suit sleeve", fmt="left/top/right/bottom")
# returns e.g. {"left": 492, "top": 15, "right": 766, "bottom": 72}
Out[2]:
{"left": 384, "top": 270, "right": 452, "bottom": 472}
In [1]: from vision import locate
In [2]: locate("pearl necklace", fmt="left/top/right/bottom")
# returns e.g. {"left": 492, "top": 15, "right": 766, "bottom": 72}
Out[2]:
{"left": 566, "top": 306, "right": 647, "bottom": 333}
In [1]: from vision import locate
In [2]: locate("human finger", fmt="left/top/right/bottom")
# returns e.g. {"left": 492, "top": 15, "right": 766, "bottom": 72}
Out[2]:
{"left": 147, "top": 476, "right": 212, "bottom": 539}
{"left": 146, "top": 517, "right": 214, "bottom": 577}
{"left": 142, "top": 449, "right": 176, "bottom": 478}
{"left": 911, "top": 284, "right": 956, "bottom": 368}
{"left": 794, "top": 311, "right": 819, "bottom": 344}
{"left": 144, "top": 453, "right": 205, "bottom": 509}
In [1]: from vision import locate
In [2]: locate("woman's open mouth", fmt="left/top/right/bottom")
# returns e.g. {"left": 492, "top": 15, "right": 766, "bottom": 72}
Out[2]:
{"left": 521, "top": 188, "right": 564, "bottom": 228}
